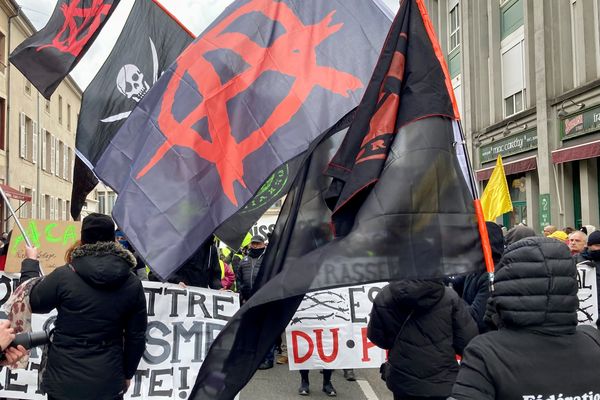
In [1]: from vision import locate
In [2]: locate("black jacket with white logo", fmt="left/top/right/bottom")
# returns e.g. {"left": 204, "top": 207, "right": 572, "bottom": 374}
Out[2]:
{"left": 452, "top": 237, "right": 600, "bottom": 400}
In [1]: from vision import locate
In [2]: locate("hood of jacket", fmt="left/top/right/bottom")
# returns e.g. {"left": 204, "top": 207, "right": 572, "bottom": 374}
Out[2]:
{"left": 504, "top": 225, "right": 536, "bottom": 246}
{"left": 387, "top": 280, "right": 445, "bottom": 311}
{"left": 491, "top": 237, "right": 578, "bottom": 334}
{"left": 70, "top": 242, "right": 136, "bottom": 290}
{"left": 486, "top": 221, "right": 505, "bottom": 263}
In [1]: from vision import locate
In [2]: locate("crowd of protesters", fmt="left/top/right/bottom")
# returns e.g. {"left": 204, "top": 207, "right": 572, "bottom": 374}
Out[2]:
{"left": 368, "top": 222, "right": 600, "bottom": 400}
{"left": 0, "top": 214, "right": 598, "bottom": 399}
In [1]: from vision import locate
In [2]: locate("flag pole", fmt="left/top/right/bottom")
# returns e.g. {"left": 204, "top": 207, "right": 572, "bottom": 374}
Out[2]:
{"left": 0, "top": 186, "right": 32, "bottom": 248}
{"left": 455, "top": 122, "right": 496, "bottom": 284}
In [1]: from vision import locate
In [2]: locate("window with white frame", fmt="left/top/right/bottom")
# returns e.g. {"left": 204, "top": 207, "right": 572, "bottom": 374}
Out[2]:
{"left": 449, "top": 3, "right": 460, "bottom": 53}
{"left": 24, "top": 80, "right": 31, "bottom": 96}
{"left": 98, "top": 193, "right": 106, "bottom": 214}
{"left": 58, "top": 141, "right": 64, "bottom": 178}
{"left": 57, "top": 198, "right": 63, "bottom": 220}
{"left": 19, "top": 187, "right": 33, "bottom": 218}
{"left": 67, "top": 103, "right": 71, "bottom": 131}
{"left": 44, "top": 194, "right": 51, "bottom": 220}
{"left": 501, "top": 28, "right": 526, "bottom": 117}
{"left": 58, "top": 95, "right": 63, "bottom": 125}
{"left": 19, "top": 113, "right": 37, "bottom": 163}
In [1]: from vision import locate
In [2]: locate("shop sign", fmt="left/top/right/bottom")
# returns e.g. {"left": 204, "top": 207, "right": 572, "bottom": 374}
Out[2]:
{"left": 479, "top": 129, "right": 537, "bottom": 164}
{"left": 538, "top": 193, "right": 551, "bottom": 233}
{"left": 561, "top": 105, "right": 600, "bottom": 140}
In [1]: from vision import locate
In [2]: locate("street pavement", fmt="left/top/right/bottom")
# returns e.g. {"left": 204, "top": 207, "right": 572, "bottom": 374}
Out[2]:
{"left": 240, "top": 361, "right": 394, "bottom": 400}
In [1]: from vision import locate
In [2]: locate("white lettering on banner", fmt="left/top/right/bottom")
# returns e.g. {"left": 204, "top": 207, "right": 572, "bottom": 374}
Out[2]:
{"left": 250, "top": 214, "right": 278, "bottom": 239}
{"left": 286, "top": 283, "right": 388, "bottom": 371}
{"left": 523, "top": 392, "right": 600, "bottom": 400}
{"left": 0, "top": 274, "right": 240, "bottom": 400}
{"left": 576, "top": 262, "right": 599, "bottom": 326}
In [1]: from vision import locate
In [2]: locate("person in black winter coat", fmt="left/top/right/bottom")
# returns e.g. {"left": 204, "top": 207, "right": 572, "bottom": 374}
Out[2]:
{"left": 237, "top": 235, "right": 266, "bottom": 303}
{"left": 460, "top": 221, "right": 504, "bottom": 333}
{"left": 451, "top": 237, "right": 600, "bottom": 400}
{"left": 367, "top": 280, "right": 478, "bottom": 400}
{"left": 20, "top": 213, "right": 147, "bottom": 400}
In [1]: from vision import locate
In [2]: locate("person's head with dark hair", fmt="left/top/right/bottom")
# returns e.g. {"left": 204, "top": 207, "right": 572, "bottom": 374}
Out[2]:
{"left": 80, "top": 213, "right": 115, "bottom": 245}
{"left": 563, "top": 227, "right": 575, "bottom": 235}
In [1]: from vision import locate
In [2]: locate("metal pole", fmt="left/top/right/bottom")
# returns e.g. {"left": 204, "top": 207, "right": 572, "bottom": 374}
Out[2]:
{"left": 0, "top": 186, "right": 32, "bottom": 248}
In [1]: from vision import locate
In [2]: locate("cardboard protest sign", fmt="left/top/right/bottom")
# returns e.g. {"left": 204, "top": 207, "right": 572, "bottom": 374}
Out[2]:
{"left": 5, "top": 219, "right": 81, "bottom": 274}
{"left": 0, "top": 274, "right": 240, "bottom": 399}
{"left": 576, "top": 261, "right": 599, "bottom": 325}
{"left": 286, "top": 283, "right": 388, "bottom": 370}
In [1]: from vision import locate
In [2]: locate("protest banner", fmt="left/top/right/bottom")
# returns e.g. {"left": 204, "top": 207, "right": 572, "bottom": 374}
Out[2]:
{"left": 286, "top": 283, "right": 387, "bottom": 370}
{"left": 576, "top": 261, "right": 599, "bottom": 325}
{"left": 5, "top": 219, "right": 81, "bottom": 274}
{"left": 0, "top": 274, "right": 240, "bottom": 400}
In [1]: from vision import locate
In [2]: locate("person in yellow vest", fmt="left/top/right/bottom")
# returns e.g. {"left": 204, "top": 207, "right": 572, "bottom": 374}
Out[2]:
{"left": 219, "top": 258, "right": 235, "bottom": 290}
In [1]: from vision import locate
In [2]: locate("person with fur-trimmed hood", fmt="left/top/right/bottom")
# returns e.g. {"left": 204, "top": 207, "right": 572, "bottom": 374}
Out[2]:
{"left": 451, "top": 237, "right": 600, "bottom": 399}
{"left": 20, "top": 213, "right": 147, "bottom": 400}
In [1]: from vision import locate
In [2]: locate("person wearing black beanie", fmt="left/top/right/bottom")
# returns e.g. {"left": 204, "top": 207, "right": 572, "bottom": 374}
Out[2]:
{"left": 18, "top": 213, "right": 147, "bottom": 400}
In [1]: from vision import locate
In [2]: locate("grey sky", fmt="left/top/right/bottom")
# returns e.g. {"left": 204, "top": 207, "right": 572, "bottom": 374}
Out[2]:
{"left": 15, "top": 0, "right": 399, "bottom": 89}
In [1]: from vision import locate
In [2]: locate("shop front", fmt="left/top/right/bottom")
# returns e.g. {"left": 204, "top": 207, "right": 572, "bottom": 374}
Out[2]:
{"left": 552, "top": 103, "right": 600, "bottom": 230}
{"left": 476, "top": 129, "right": 538, "bottom": 229}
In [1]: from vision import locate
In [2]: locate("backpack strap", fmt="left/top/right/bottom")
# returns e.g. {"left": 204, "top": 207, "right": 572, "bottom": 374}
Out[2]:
{"left": 577, "top": 324, "right": 600, "bottom": 348}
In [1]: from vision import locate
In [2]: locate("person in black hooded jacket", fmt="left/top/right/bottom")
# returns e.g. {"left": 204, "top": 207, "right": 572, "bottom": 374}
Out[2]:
{"left": 460, "top": 222, "right": 504, "bottom": 333}
{"left": 451, "top": 237, "right": 600, "bottom": 400}
{"left": 20, "top": 213, "right": 147, "bottom": 400}
{"left": 367, "top": 280, "right": 478, "bottom": 400}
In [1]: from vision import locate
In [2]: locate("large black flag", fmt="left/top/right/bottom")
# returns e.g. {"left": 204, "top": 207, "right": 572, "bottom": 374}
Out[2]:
{"left": 92, "top": 0, "right": 392, "bottom": 279}
{"left": 70, "top": 0, "right": 194, "bottom": 219}
{"left": 192, "top": 1, "right": 483, "bottom": 398}
{"left": 10, "top": 0, "right": 120, "bottom": 99}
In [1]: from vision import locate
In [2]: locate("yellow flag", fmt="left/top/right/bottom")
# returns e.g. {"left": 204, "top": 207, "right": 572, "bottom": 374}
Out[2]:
{"left": 480, "top": 155, "right": 513, "bottom": 221}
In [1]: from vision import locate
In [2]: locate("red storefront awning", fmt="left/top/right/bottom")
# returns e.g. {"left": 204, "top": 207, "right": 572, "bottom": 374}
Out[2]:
{"left": 551, "top": 139, "right": 600, "bottom": 164}
{"left": 476, "top": 156, "right": 537, "bottom": 181}
{"left": 0, "top": 184, "right": 32, "bottom": 202}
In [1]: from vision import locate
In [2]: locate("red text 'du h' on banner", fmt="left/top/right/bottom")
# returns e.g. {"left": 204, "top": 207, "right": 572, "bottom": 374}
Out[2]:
{"left": 285, "top": 283, "right": 387, "bottom": 370}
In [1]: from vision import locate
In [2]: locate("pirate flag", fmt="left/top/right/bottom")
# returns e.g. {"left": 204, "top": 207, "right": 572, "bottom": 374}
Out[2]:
{"left": 93, "top": 0, "right": 392, "bottom": 280}
{"left": 192, "top": 1, "right": 483, "bottom": 398}
{"left": 10, "top": 0, "right": 121, "bottom": 99}
{"left": 70, "top": 0, "right": 194, "bottom": 220}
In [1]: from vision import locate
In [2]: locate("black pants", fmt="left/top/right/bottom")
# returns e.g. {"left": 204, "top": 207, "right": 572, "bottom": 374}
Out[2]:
{"left": 300, "top": 369, "right": 332, "bottom": 384}
{"left": 393, "top": 396, "right": 447, "bottom": 400}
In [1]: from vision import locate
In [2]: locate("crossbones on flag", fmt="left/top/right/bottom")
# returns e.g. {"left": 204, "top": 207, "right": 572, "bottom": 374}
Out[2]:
{"left": 93, "top": 0, "right": 392, "bottom": 280}
{"left": 70, "top": 0, "right": 194, "bottom": 220}
{"left": 10, "top": 0, "right": 120, "bottom": 99}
